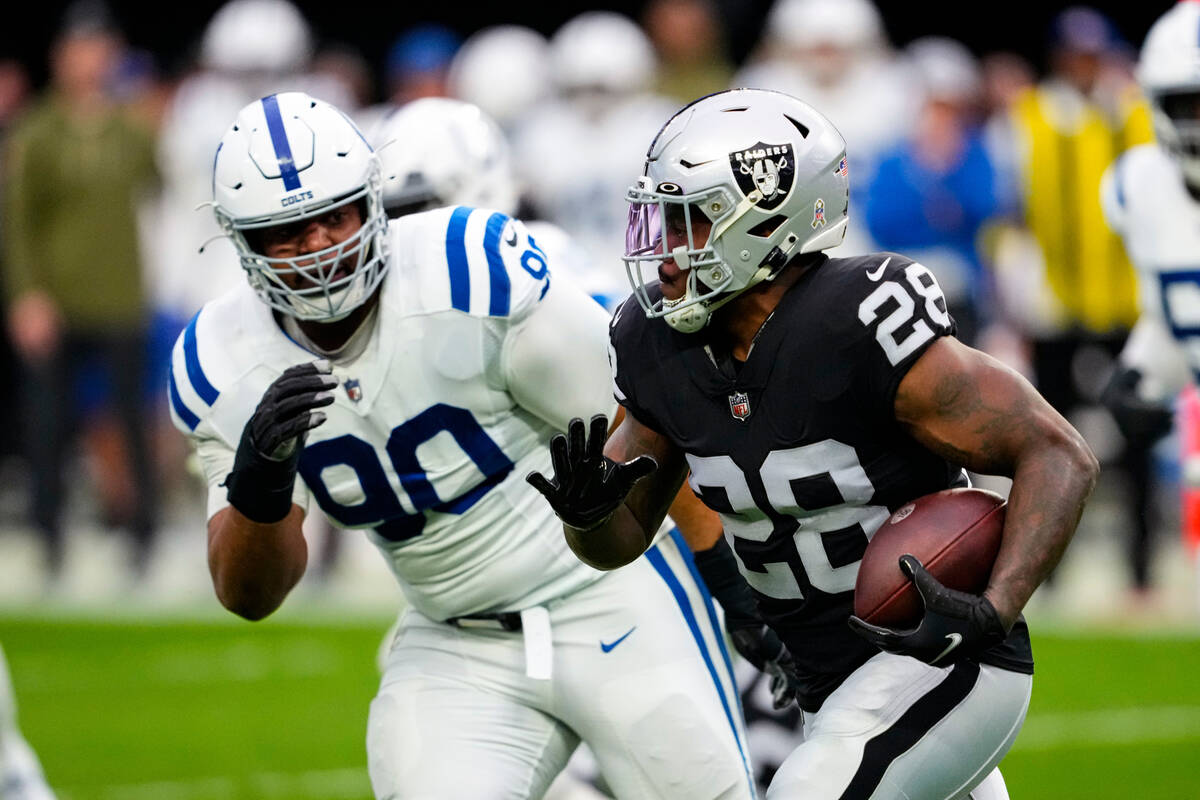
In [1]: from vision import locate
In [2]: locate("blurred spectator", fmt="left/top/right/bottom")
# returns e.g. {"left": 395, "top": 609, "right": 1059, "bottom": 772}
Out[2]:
{"left": 642, "top": 0, "right": 734, "bottom": 104}
{"left": 980, "top": 51, "right": 1038, "bottom": 221}
{"left": 999, "top": 6, "right": 1156, "bottom": 592}
{"left": 382, "top": 23, "right": 460, "bottom": 105}
{"left": 733, "top": 0, "right": 921, "bottom": 256}
{"left": 864, "top": 37, "right": 1001, "bottom": 346}
{"left": 1, "top": 1, "right": 160, "bottom": 580}
{"left": 511, "top": 11, "right": 678, "bottom": 277}
{"left": 447, "top": 25, "right": 551, "bottom": 137}
{"left": 313, "top": 42, "right": 374, "bottom": 114}
{"left": 0, "top": 60, "right": 31, "bottom": 469}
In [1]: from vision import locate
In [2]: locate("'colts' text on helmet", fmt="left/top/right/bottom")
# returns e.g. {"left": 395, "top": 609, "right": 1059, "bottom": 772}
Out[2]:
{"left": 212, "top": 92, "right": 390, "bottom": 322}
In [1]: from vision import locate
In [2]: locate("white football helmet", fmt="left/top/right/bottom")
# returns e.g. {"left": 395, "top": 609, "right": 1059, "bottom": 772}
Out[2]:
{"left": 200, "top": 0, "right": 313, "bottom": 75}
{"left": 1138, "top": 1, "right": 1200, "bottom": 187}
{"left": 623, "top": 88, "right": 848, "bottom": 333}
{"left": 370, "top": 97, "right": 518, "bottom": 217}
{"left": 549, "top": 11, "right": 657, "bottom": 96}
{"left": 767, "top": 0, "right": 885, "bottom": 51}
{"left": 212, "top": 92, "right": 390, "bottom": 322}
{"left": 448, "top": 25, "right": 551, "bottom": 129}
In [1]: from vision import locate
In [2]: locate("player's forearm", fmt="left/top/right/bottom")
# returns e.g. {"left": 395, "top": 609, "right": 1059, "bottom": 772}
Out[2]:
{"left": 207, "top": 505, "right": 308, "bottom": 621}
{"left": 667, "top": 482, "right": 724, "bottom": 551}
{"left": 563, "top": 504, "right": 654, "bottom": 570}
{"left": 984, "top": 430, "right": 1099, "bottom": 628}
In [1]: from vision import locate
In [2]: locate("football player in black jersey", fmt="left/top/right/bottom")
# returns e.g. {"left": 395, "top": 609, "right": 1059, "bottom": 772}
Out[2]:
{"left": 527, "top": 88, "right": 1099, "bottom": 799}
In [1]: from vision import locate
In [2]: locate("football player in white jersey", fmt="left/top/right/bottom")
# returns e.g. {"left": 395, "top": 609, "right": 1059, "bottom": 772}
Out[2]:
{"left": 168, "top": 91, "right": 756, "bottom": 799}
{"left": 1099, "top": 0, "right": 1200, "bottom": 442}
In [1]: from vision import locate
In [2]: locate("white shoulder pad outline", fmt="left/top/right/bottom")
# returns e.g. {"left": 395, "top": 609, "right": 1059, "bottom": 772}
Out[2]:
{"left": 167, "top": 287, "right": 273, "bottom": 442}
{"left": 403, "top": 205, "right": 552, "bottom": 320}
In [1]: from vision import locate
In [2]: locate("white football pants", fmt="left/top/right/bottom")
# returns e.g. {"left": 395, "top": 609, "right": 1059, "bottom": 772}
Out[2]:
{"left": 766, "top": 651, "right": 1031, "bottom": 799}
{"left": 368, "top": 531, "right": 756, "bottom": 799}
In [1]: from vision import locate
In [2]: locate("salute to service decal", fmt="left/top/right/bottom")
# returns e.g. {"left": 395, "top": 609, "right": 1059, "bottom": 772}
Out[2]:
{"left": 729, "top": 142, "right": 795, "bottom": 210}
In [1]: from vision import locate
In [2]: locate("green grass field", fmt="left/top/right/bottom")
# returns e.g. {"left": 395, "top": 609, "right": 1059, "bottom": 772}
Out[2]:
{"left": 2, "top": 611, "right": 1199, "bottom": 800}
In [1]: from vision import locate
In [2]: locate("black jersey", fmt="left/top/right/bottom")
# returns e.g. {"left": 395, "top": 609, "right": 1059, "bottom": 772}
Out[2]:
{"left": 611, "top": 252, "right": 1034, "bottom": 712}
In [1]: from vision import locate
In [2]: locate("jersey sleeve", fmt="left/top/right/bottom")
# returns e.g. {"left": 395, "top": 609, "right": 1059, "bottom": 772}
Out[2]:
{"left": 500, "top": 238, "right": 618, "bottom": 431}
{"left": 166, "top": 307, "right": 313, "bottom": 521}
{"left": 844, "top": 254, "right": 957, "bottom": 418}
{"left": 607, "top": 295, "right": 666, "bottom": 433}
{"left": 421, "top": 206, "right": 554, "bottom": 323}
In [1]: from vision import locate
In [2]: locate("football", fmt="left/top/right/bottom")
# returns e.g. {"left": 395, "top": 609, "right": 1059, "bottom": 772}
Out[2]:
{"left": 853, "top": 487, "right": 1007, "bottom": 629}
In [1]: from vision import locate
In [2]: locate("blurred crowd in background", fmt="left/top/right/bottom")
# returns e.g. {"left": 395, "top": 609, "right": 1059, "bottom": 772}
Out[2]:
{"left": 0, "top": 0, "right": 1186, "bottom": 616}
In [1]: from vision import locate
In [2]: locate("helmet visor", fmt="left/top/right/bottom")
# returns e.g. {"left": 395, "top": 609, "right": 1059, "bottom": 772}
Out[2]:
{"left": 622, "top": 179, "right": 734, "bottom": 320}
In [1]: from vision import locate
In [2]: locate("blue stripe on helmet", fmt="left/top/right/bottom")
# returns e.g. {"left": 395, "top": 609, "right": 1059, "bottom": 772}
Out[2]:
{"left": 482, "top": 213, "right": 513, "bottom": 316}
{"left": 183, "top": 312, "right": 220, "bottom": 406}
{"left": 445, "top": 206, "right": 473, "bottom": 312}
{"left": 262, "top": 94, "right": 301, "bottom": 191}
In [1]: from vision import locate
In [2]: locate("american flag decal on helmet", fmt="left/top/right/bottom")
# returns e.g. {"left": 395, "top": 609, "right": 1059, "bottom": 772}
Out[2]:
{"left": 836, "top": 157, "right": 848, "bottom": 177}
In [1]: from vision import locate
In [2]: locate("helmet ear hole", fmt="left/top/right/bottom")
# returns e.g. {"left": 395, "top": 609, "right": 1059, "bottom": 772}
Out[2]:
{"left": 746, "top": 214, "right": 788, "bottom": 238}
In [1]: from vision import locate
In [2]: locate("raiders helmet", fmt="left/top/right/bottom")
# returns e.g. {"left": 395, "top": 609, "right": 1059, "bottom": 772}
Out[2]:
{"left": 623, "top": 88, "right": 848, "bottom": 332}
{"left": 212, "top": 92, "right": 390, "bottom": 322}
{"left": 1138, "top": 1, "right": 1200, "bottom": 187}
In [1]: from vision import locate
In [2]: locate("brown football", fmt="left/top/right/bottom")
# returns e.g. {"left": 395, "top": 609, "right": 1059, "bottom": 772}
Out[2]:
{"left": 853, "top": 487, "right": 1006, "bottom": 629}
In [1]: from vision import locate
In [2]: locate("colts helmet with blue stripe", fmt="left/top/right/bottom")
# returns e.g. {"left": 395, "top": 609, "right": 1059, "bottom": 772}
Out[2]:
{"left": 212, "top": 91, "right": 390, "bottom": 322}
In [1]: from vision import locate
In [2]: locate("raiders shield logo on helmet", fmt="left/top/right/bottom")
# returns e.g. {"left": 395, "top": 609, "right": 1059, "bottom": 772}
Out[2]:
{"left": 729, "top": 141, "right": 795, "bottom": 211}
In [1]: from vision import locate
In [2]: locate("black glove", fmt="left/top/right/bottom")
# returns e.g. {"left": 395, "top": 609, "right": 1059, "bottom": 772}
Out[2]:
{"left": 847, "top": 555, "right": 1008, "bottom": 667}
{"left": 525, "top": 415, "right": 657, "bottom": 531}
{"left": 1100, "top": 366, "right": 1174, "bottom": 450}
{"left": 695, "top": 537, "right": 801, "bottom": 710}
{"left": 225, "top": 361, "right": 338, "bottom": 523}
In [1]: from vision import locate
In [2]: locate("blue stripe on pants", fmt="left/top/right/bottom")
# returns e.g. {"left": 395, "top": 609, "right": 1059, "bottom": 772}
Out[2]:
{"left": 646, "top": 539, "right": 756, "bottom": 798}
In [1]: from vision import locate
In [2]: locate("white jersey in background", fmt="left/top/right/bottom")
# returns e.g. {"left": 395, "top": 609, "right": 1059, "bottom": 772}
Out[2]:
{"left": 1101, "top": 143, "right": 1198, "bottom": 398}
{"left": 169, "top": 207, "right": 611, "bottom": 621}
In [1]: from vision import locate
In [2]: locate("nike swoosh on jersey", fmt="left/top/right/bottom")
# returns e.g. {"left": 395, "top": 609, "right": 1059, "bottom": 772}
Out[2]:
{"left": 504, "top": 224, "right": 518, "bottom": 247}
{"left": 866, "top": 257, "right": 891, "bottom": 281}
{"left": 600, "top": 626, "right": 637, "bottom": 653}
{"left": 930, "top": 632, "right": 963, "bottom": 665}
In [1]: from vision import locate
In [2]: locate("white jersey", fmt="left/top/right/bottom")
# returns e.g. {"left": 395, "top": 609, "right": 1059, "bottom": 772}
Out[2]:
{"left": 1101, "top": 143, "right": 1198, "bottom": 399}
{"left": 168, "top": 206, "right": 617, "bottom": 620}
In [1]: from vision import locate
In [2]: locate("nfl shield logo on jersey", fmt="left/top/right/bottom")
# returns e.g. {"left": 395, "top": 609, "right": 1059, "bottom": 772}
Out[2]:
{"left": 729, "top": 141, "right": 795, "bottom": 211}
{"left": 729, "top": 391, "right": 751, "bottom": 421}
{"left": 344, "top": 378, "right": 363, "bottom": 403}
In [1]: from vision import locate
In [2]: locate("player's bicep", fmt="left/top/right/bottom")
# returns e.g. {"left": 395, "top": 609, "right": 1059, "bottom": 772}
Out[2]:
{"left": 893, "top": 336, "right": 1071, "bottom": 477}
{"left": 504, "top": 276, "right": 618, "bottom": 429}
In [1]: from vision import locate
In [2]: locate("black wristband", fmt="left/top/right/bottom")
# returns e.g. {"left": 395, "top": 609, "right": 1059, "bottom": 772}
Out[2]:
{"left": 693, "top": 536, "right": 760, "bottom": 630}
{"left": 224, "top": 434, "right": 302, "bottom": 524}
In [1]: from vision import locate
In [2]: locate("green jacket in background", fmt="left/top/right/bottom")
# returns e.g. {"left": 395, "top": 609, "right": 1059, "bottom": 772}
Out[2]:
{"left": 2, "top": 93, "right": 159, "bottom": 333}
